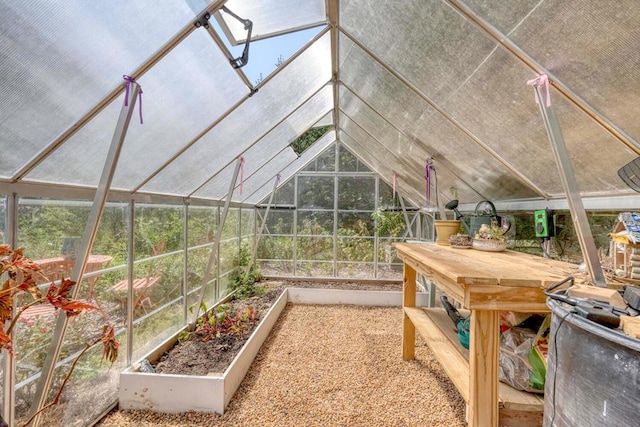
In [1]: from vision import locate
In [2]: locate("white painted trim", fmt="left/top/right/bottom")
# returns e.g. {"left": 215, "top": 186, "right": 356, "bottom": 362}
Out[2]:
{"left": 119, "top": 288, "right": 429, "bottom": 414}
{"left": 223, "top": 290, "right": 288, "bottom": 408}
{"left": 286, "top": 288, "right": 430, "bottom": 306}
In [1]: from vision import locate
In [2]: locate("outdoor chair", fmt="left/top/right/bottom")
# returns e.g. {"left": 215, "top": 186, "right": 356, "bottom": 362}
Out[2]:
{"left": 110, "top": 241, "right": 165, "bottom": 315}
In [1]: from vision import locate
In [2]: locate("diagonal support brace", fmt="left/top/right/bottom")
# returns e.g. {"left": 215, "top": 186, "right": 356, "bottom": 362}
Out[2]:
{"left": 528, "top": 75, "right": 606, "bottom": 287}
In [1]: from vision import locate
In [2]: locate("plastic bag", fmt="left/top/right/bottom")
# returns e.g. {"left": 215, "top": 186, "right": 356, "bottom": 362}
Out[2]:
{"left": 498, "top": 314, "right": 550, "bottom": 393}
{"left": 499, "top": 326, "right": 541, "bottom": 393}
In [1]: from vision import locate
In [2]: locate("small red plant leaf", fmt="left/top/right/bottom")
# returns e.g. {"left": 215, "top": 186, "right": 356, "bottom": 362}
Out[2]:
{"left": 45, "top": 279, "right": 97, "bottom": 315}
{"left": 58, "top": 301, "right": 98, "bottom": 317}
{"left": 45, "top": 279, "right": 76, "bottom": 308}
{"left": 0, "top": 244, "right": 12, "bottom": 256}
{"left": 100, "top": 325, "right": 119, "bottom": 365}
{"left": 0, "top": 328, "right": 13, "bottom": 355}
{"left": 17, "top": 276, "right": 43, "bottom": 300}
{"left": 0, "top": 293, "right": 13, "bottom": 323}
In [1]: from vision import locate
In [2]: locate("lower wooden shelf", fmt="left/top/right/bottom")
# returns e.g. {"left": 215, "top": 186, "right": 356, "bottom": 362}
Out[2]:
{"left": 404, "top": 306, "right": 544, "bottom": 426}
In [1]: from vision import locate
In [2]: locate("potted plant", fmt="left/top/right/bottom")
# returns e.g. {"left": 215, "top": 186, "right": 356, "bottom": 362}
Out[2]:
{"left": 472, "top": 221, "right": 508, "bottom": 252}
{"left": 433, "top": 186, "right": 462, "bottom": 245}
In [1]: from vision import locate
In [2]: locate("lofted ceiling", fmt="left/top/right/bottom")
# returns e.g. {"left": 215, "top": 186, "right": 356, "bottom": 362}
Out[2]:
{"left": 2, "top": 0, "right": 640, "bottom": 211}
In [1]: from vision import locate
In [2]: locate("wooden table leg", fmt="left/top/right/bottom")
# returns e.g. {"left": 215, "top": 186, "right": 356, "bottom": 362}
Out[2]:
{"left": 468, "top": 309, "right": 499, "bottom": 427}
{"left": 402, "top": 262, "right": 416, "bottom": 360}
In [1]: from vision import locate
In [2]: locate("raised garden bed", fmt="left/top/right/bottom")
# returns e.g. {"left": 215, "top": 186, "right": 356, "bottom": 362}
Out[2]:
{"left": 119, "top": 286, "right": 429, "bottom": 414}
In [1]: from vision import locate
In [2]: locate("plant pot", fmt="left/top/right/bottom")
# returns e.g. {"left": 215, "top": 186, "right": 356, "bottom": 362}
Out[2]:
{"left": 472, "top": 238, "right": 507, "bottom": 252}
{"left": 434, "top": 220, "right": 461, "bottom": 246}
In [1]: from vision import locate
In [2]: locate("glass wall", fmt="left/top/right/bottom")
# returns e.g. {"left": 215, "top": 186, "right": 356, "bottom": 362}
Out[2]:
{"left": 186, "top": 205, "right": 218, "bottom": 310}
{"left": 0, "top": 195, "right": 248, "bottom": 426}
{"left": 11, "top": 198, "right": 126, "bottom": 425}
{"left": 256, "top": 143, "right": 416, "bottom": 279}
{"left": 130, "top": 203, "right": 184, "bottom": 362}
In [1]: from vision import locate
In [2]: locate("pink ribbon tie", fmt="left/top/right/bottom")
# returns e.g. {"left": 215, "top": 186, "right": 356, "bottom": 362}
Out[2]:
{"left": 526, "top": 74, "right": 551, "bottom": 107}
{"left": 239, "top": 156, "right": 245, "bottom": 195}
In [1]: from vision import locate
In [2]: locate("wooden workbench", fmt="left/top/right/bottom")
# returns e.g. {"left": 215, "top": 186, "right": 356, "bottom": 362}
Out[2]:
{"left": 396, "top": 242, "right": 585, "bottom": 427}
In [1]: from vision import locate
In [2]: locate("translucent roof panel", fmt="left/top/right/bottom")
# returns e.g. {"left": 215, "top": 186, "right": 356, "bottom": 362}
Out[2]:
{"left": 340, "top": 0, "right": 497, "bottom": 105}
{"left": 314, "top": 112, "right": 334, "bottom": 128}
{"left": 339, "top": 113, "right": 426, "bottom": 206}
{"left": 503, "top": 1, "right": 640, "bottom": 145}
{"left": 193, "top": 85, "right": 333, "bottom": 199}
{"left": 141, "top": 33, "right": 332, "bottom": 197}
{"left": 26, "top": 30, "right": 248, "bottom": 189}
{"left": 439, "top": 47, "right": 637, "bottom": 197}
{"left": 193, "top": 148, "right": 297, "bottom": 201}
{"left": 5, "top": 0, "right": 640, "bottom": 209}
{"left": 339, "top": 35, "right": 538, "bottom": 201}
{"left": 245, "top": 130, "right": 336, "bottom": 204}
{"left": 0, "top": 1, "right": 197, "bottom": 179}
{"left": 338, "top": 131, "right": 423, "bottom": 206}
{"left": 212, "top": 0, "right": 326, "bottom": 44}
{"left": 461, "top": 1, "right": 542, "bottom": 35}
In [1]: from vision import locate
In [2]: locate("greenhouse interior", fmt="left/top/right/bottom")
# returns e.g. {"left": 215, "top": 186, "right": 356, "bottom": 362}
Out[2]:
{"left": 2, "top": 0, "right": 640, "bottom": 426}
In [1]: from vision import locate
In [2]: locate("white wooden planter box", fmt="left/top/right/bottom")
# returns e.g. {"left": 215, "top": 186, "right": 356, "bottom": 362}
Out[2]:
{"left": 119, "top": 287, "right": 429, "bottom": 414}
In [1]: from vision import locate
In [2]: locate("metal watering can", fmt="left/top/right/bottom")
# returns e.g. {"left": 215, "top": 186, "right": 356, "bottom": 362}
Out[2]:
{"left": 445, "top": 200, "right": 511, "bottom": 237}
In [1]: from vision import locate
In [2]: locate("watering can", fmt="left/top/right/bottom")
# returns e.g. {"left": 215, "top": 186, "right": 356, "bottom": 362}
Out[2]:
{"left": 445, "top": 200, "right": 510, "bottom": 237}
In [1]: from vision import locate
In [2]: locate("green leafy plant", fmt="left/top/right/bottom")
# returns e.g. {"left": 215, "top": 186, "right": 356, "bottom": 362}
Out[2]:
{"left": 229, "top": 244, "right": 265, "bottom": 299}
{"left": 475, "top": 220, "right": 507, "bottom": 242}
{"left": 180, "top": 302, "right": 257, "bottom": 343}
{"left": 371, "top": 209, "right": 405, "bottom": 243}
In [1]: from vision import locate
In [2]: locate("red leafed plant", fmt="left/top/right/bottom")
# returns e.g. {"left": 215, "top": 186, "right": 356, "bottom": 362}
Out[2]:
{"left": 180, "top": 303, "right": 258, "bottom": 344}
{"left": 0, "top": 244, "right": 119, "bottom": 426}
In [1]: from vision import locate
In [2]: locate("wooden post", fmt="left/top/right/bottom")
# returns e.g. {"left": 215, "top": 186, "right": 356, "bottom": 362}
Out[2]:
{"left": 402, "top": 262, "right": 416, "bottom": 360}
{"left": 468, "top": 309, "right": 499, "bottom": 427}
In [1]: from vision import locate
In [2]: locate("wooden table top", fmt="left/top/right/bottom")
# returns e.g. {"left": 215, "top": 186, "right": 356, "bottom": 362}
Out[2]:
{"left": 395, "top": 242, "right": 587, "bottom": 290}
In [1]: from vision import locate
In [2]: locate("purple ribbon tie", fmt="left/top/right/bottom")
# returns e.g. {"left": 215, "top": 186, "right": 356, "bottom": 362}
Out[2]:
{"left": 425, "top": 161, "right": 435, "bottom": 208}
{"left": 123, "top": 75, "right": 144, "bottom": 124}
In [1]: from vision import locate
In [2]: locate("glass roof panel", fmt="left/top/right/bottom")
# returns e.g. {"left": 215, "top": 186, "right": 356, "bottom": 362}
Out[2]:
{"left": 0, "top": 1, "right": 196, "bottom": 178}
{"left": 193, "top": 148, "right": 297, "bottom": 201}
{"left": 26, "top": 30, "right": 248, "bottom": 189}
{"left": 192, "top": 85, "right": 333, "bottom": 200}
{"left": 141, "top": 34, "right": 332, "bottom": 196}
{"left": 499, "top": 0, "right": 640, "bottom": 145}
{"left": 314, "top": 112, "right": 334, "bottom": 127}
{"left": 339, "top": 35, "right": 537, "bottom": 202}
{"left": 339, "top": 113, "right": 425, "bottom": 206}
{"left": 244, "top": 130, "right": 335, "bottom": 204}
{"left": 338, "top": 130, "right": 424, "bottom": 207}
{"left": 340, "top": 0, "right": 497, "bottom": 105}
{"left": 440, "top": 47, "right": 636, "bottom": 198}
{"left": 211, "top": 0, "right": 326, "bottom": 44}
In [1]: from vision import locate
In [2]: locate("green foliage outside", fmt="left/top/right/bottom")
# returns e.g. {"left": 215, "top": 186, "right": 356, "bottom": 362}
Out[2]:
{"left": 290, "top": 126, "right": 333, "bottom": 156}
{"left": 228, "top": 244, "right": 265, "bottom": 299}
{"left": 508, "top": 211, "right": 618, "bottom": 263}
{"left": 371, "top": 209, "right": 405, "bottom": 242}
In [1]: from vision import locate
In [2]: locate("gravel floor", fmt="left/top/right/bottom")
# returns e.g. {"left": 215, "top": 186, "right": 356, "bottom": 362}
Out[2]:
{"left": 97, "top": 303, "right": 466, "bottom": 427}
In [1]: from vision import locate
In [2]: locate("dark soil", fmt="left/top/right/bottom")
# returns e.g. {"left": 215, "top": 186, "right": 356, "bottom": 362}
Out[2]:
{"left": 153, "top": 286, "right": 284, "bottom": 376}
{"left": 150, "top": 279, "right": 401, "bottom": 376}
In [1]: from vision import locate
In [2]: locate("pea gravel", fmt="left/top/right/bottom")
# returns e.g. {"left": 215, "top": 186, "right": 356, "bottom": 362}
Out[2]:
{"left": 97, "top": 304, "right": 466, "bottom": 427}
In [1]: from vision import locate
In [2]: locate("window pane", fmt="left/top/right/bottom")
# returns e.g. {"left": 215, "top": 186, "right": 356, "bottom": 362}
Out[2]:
{"left": 298, "top": 176, "right": 334, "bottom": 209}
{"left": 338, "top": 177, "right": 375, "bottom": 210}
